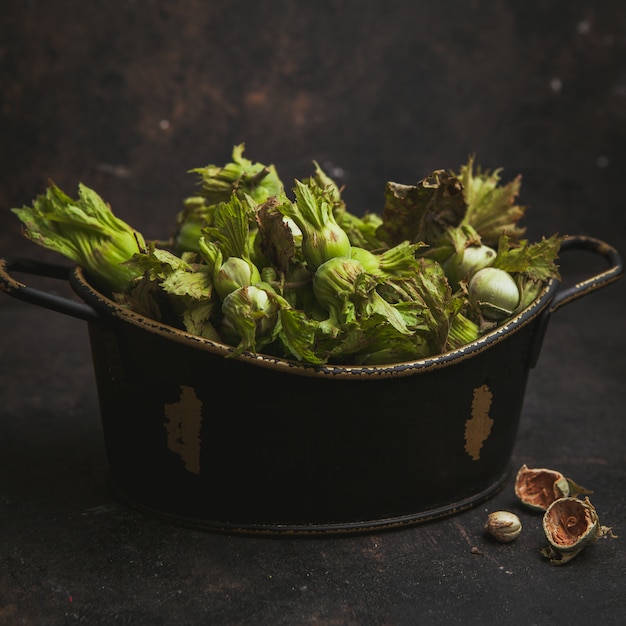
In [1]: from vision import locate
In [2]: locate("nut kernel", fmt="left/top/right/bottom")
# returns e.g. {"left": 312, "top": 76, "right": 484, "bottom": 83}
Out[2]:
{"left": 485, "top": 510, "right": 522, "bottom": 543}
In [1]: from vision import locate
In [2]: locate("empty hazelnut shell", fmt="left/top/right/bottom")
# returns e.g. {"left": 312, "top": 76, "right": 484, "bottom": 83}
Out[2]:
{"left": 541, "top": 496, "right": 608, "bottom": 565}
{"left": 514, "top": 464, "right": 570, "bottom": 511}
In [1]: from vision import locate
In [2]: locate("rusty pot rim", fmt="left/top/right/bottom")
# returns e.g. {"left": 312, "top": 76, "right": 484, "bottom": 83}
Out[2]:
{"left": 70, "top": 265, "right": 558, "bottom": 380}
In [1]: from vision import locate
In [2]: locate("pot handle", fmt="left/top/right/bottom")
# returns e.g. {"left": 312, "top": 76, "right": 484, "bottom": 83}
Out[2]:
{"left": 549, "top": 235, "right": 623, "bottom": 313}
{"left": 527, "top": 235, "right": 623, "bottom": 368}
{"left": 0, "top": 257, "right": 99, "bottom": 322}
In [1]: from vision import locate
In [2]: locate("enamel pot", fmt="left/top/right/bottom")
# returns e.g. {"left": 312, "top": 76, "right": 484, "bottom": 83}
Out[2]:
{"left": 0, "top": 236, "right": 622, "bottom": 535}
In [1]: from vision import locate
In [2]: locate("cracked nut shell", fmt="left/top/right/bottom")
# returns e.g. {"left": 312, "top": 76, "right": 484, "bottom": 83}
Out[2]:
{"left": 541, "top": 496, "right": 607, "bottom": 565}
{"left": 514, "top": 464, "right": 570, "bottom": 511}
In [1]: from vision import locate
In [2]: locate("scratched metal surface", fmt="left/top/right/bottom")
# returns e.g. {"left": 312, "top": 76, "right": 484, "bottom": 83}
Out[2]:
{"left": 1, "top": 1, "right": 625, "bottom": 623}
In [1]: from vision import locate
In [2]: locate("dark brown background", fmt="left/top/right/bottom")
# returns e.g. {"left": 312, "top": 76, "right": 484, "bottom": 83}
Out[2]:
{"left": 2, "top": 1, "right": 626, "bottom": 244}
{"left": 1, "top": 1, "right": 625, "bottom": 624}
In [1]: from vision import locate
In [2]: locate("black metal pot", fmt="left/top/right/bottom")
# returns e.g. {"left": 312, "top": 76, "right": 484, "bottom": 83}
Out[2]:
{"left": 1, "top": 236, "right": 622, "bottom": 535}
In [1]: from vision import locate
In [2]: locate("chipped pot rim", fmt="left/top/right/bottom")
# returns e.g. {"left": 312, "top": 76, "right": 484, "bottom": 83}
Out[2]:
{"left": 70, "top": 265, "right": 559, "bottom": 380}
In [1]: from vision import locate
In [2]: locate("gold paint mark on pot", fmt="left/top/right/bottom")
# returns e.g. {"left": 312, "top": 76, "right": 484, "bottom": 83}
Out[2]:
{"left": 164, "top": 385, "right": 203, "bottom": 474}
{"left": 464, "top": 384, "right": 494, "bottom": 461}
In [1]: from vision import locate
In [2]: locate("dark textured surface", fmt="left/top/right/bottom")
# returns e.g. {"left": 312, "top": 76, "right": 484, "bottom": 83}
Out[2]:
{"left": 1, "top": 1, "right": 626, "bottom": 624}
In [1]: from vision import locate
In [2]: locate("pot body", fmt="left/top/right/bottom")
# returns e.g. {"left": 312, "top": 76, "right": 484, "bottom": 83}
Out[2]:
{"left": 2, "top": 237, "right": 621, "bottom": 534}
{"left": 84, "top": 291, "right": 543, "bottom": 534}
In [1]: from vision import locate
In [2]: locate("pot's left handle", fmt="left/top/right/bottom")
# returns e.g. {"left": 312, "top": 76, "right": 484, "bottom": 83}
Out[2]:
{"left": 0, "top": 257, "right": 99, "bottom": 322}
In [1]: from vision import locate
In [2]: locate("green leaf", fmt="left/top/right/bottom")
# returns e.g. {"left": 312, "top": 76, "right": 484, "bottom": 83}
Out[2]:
{"left": 336, "top": 210, "right": 385, "bottom": 251}
{"left": 125, "top": 245, "right": 191, "bottom": 280}
{"left": 182, "top": 300, "right": 221, "bottom": 340}
{"left": 493, "top": 234, "right": 563, "bottom": 281}
{"left": 121, "top": 244, "right": 215, "bottom": 333}
{"left": 456, "top": 156, "right": 527, "bottom": 246}
{"left": 160, "top": 266, "right": 213, "bottom": 300}
{"left": 277, "top": 308, "right": 328, "bottom": 364}
{"left": 202, "top": 193, "right": 255, "bottom": 259}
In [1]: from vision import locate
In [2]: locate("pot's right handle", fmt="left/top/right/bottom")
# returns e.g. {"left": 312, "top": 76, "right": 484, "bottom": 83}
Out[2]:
{"left": 527, "top": 235, "right": 623, "bottom": 368}
{"left": 0, "top": 257, "right": 99, "bottom": 322}
{"left": 548, "top": 235, "right": 623, "bottom": 313}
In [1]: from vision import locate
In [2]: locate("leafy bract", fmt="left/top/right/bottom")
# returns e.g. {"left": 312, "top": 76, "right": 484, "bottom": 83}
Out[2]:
{"left": 173, "top": 144, "right": 284, "bottom": 253}
{"left": 255, "top": 196, "right": 298, "bottom": 274}
{"left": 376, "top": 170, "right": 467, "bottom": 247}
{"left": 190, "top": 143, "right": 284, "bottom": 206}
{"left": 12, "top": 182, "right": 145, "bottom": 293}
{"left": 493, "top": 234, "right": 563, "bottom": 282}
{"left": 456, "top": 156, "right": 527, "bottom": 246}
{"left": 11, "top": 148, "right": 564, "bottom": 366}
{"left": 493, "top": 234, "right": 564, "bottom": 311}
{"left": 201, "top": 193, "right": 256, "bottom": 260}
{"left": 279, "top": 178, "right": 351, "bottom": 270}
{"left": 120, "top": 244, "right": 217, "bottom": 338}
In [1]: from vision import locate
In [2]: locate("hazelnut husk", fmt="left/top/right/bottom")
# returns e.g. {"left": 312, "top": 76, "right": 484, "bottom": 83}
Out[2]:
{"left": 514, "top": 464, "right": 591, "bottom": 511}
{"left": 541, "top": 496, "right": 616, "bottom": 565}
